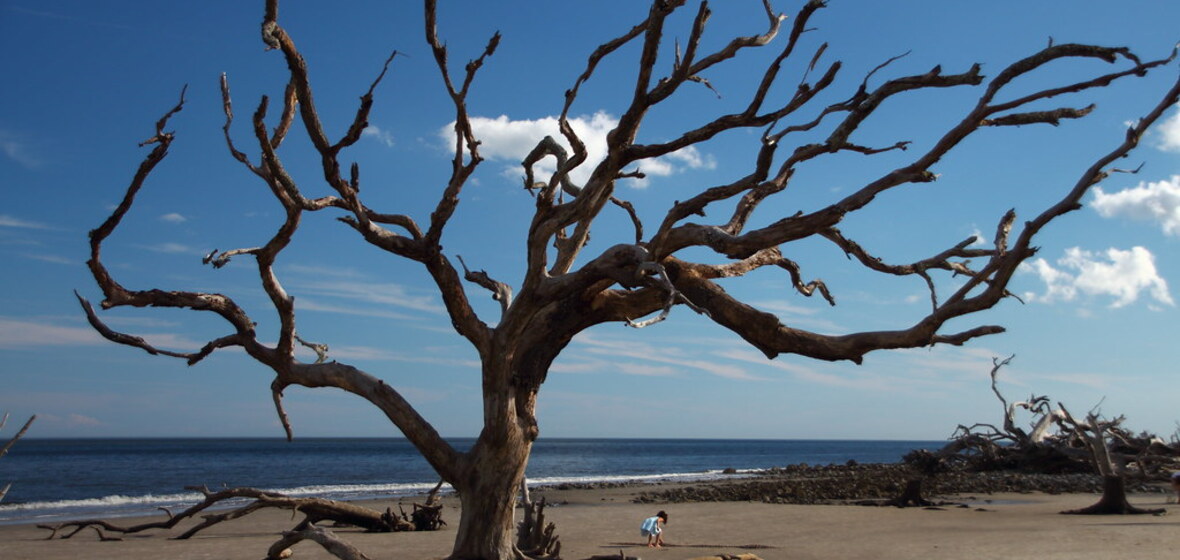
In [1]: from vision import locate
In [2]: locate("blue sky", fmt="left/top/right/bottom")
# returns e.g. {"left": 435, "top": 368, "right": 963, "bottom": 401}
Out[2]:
{"left": 1, "top": 1, "right": 1178, "bottom": 442}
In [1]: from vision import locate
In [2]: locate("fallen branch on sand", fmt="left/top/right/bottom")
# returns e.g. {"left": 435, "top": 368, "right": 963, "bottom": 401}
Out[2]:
{"left": 37, "top": 480, "right": 447, "bottom": 556}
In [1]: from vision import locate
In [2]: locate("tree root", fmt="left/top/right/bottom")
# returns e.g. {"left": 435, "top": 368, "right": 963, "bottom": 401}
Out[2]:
{"left": 1060, "top": 475, "right": 1166, "bottom": 515}
{"left": 515, "top": 497, "right": 561, "bottom": 559}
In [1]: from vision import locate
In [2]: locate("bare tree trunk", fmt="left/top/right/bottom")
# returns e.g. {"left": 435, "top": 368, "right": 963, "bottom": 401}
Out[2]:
{"left": 450, "top": 437, "right": 532, "bottom": 560}
{"left": 447, "top": 355, "right": 538, "bottom": 560}
{"left": 1061, "top": 475, "right": 1164, "bottom": 515}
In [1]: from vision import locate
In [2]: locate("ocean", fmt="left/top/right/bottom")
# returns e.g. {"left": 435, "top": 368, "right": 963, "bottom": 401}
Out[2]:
{"left": 0, "top": 438, "right": 940, "bottom": 525}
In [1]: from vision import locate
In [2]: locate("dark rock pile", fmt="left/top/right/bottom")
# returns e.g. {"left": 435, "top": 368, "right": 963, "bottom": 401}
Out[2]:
{"left": 632, "top": 463, "right": 1169, "bottom": 505}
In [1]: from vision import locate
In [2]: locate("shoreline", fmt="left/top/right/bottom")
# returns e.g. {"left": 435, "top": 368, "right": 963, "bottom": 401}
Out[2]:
{"left": 2, "top": 472, "right": 1178, "bottom": 560}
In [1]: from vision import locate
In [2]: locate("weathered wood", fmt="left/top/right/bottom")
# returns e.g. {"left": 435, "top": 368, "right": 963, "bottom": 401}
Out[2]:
{"left": 76, "top": 0, "right": 1180, "bottom": 557}
{"left": 39, "top": 485, "right": 446, "bottom": 542}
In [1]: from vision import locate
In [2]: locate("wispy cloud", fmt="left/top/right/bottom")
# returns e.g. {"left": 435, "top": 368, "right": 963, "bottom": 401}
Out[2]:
{"left": 0, "top": 129, "right": 42, "bottom": 169}
{"left": 747, "top": 299, "right": 845, "bottom": 333}
{"left": 1091, "top": 175, "right": 1180, "bottom": 236}
{"left": 1020, "top": 246, "right": 1173, "bottom": 308}
{"left": 441, "top": 111, "right": 715, "bottom": 189}
{"left": 325, "top": 344, "right": 480, "bottom": 369}
{"left": 0, "top": 214, "right": 50, "bottom": 229}
{"left": 293, "top": 279, "right": 444, "bottom": 314}
{"left": 284, "top": 263, "right": 365, "bottom": 279}
{"left": 0, "top": 317, "right": 103, "bottom": 349}
{"left": 142, "top": 242, "right": 200, "bottom": 255}
{"left": 295, "top": 297, "right": 419, "bottom": 321}
{"left": 159, "top": 212, "right": 188, "bottom": 224}
{"left": 23, "top": 253, "right": 75, "bottom": 265}
{"left": 362, "top": 125, "right": 395, "bottom": 147}
{"left": 572, "top": 332, "right": 764, "bottom": 381}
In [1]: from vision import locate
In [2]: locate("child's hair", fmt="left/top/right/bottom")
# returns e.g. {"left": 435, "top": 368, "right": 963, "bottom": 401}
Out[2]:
{"left": 657, "top": 510, "right": 668, "bottom": 522}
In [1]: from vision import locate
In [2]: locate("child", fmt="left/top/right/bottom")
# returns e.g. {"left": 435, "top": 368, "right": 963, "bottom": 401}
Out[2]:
{"left": 1171, "top": 471, "right": 1180, "bottom": 503}
{"left": 640, "top": 510, "right": 668, "bottom": 548}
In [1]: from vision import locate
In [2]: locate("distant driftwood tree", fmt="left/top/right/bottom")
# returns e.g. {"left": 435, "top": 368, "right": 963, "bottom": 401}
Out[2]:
{"left": 946, "top": 356, "right": 1175, "bottom": 515}
{"left": 79, "top": 0, "right": 1180, "bottom": 558}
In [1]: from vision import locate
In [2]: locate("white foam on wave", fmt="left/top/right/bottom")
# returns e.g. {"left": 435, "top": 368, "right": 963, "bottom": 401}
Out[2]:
{"left": 0, "top": 470, "right": 742, "bottom": 525}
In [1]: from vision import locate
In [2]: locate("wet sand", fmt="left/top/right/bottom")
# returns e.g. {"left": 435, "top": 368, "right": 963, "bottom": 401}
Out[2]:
{"left": 2, "top": 484, "right": 1177, "bottom": 559}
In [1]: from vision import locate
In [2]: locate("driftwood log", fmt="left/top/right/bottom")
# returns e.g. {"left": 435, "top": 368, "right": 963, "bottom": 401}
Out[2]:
{"left": 38, "top": 480, "right": 448, "bottom": 558}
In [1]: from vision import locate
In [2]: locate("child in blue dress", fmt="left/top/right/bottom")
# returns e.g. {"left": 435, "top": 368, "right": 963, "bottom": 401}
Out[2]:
{"left": 640, "top": 510, "right": 668, "bottom": 548}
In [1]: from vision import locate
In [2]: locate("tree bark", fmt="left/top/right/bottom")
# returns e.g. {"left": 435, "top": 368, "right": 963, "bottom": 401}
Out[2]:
{"left": 450, "top": 436, "right": 533, "bottom": 560}
{"left": 1060, "top": 475, "right": 1165, "bottom": 515}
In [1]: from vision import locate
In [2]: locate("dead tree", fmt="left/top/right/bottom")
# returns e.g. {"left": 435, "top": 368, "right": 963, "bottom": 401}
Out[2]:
{"left": 77, "top": 0, "right": 1180, "bottom": 558}
{"left": 0, "top": 412, "right": 36, "bottom": 503}
{"left": 946, "top": 357, "right": 1180, "bottom": 478}
{"left": 1056, "top": 408, "right": 1166, "bottom": 515}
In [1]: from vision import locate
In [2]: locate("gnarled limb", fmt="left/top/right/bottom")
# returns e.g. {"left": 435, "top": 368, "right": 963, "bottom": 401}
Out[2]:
{"left": 80, "top": 1, "right": 1180, "bottom": 558}
{"left": 267, "top": 526, "right": 374, "bottom": 560}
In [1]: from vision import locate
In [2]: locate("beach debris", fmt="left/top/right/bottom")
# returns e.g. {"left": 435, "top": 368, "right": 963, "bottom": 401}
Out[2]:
{"left": 684, "top": 554, "right": 764, "bottom": 560}
{"left": 267, "top": 526, "right": 373, "bottom": 560}
{"left": 0, "top": 411, "right": 36, "bottom": 503}
{"left": 944, "top": 356, "right": 1176, "bottom": 515}
{"left": 37, "top": 479, "right": 448, "bottom": 560}
{"left": 586, "top": 551, "right": 640, "bottom": 560}
{"left": 517, "top": 495, "right": 562, "bottom": 559}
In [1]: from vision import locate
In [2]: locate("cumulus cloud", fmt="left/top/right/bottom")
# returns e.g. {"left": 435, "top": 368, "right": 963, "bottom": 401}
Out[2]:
{"left": 1021, "top": 246, "right": 1173, "bottom": 308}
{"left": 159, "top": 212, "right": 187, "bottom": 224}
{"left": 1091, "top": 175, "right": 1180, "bottom": 236}
{"left": 1158, "top": 103, "right": 1180, "bottom": 152}
{"left": 362, "top": 125, "right": 395, "bottom": 147}
{"left": 441, "top": 111, "right": 715, "bottom": 188}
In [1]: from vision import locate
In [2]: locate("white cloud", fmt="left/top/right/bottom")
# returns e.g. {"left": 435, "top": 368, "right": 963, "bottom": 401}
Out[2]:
{"left": 1021, "top": 246, "right": 1173, "bottom": 308}
{"left": 968, "top": 227, "right": 987, "bottom": 247}
{"left": 293, "top": 279, "right": 444, "bottom": 314}
{"left": 24, "top": 253, "right": 74, "bottom": 265}
{"left": 67, "top": 413, "right": 102, "bottom": 426}
{"left": 0, "top": 214, "right": 50, "bottom": 229}
{"left": 441, "top": 111, "right": 715, "bottom": 189}
{"left": 159, "top": 212, "right": 188, "bottom": 224}
{"left": 1157, "top": 103, "right": 1180, "bottom": 152}
{"left": 0, "top": 129, "right": 42, "bottom": 169}
{"left": 362, "top": 125, "right": 395, "bottom": 147}
{"left": 144, "top": 242, "right": 198, "bottom": 254}
{"left": 572, "top": 332, "right": 763, "bottom": 381}
{"left": 1091, "top": 175, "right": 1180, "bottom": 236}
{"left": 0, "top": 318, "right": 103, "bottom": 349}
{"left": 295, "top": 297, "right": 418, "bottom": 321}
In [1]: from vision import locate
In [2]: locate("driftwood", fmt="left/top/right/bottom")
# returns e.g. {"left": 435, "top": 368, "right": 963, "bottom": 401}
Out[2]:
{"left": 943, "top": 356, "right": 1177, "bottom": 516}
{"left": 39, "top": 481, "right": 448, "bottom": 558}
{"left": 517, "top": 495, "right": 561, "bottom": 559}
{"left": 0, "top": 412, "right": 36, "bottom": 503}
{"left": 267, "top": 526, "right": 374, "bottom": 560}
{"left": 587, "top": 552, "right": 641, "bottom": 560}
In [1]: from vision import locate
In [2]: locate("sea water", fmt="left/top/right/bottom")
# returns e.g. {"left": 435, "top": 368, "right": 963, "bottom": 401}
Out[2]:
{"left": 0, "top": 438, "right": 939, "bottom": 524}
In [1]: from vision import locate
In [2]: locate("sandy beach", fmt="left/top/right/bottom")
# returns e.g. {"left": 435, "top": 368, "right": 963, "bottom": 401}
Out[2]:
{"left": 2, "top": 481, "right": 1178, "bottom": 560}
